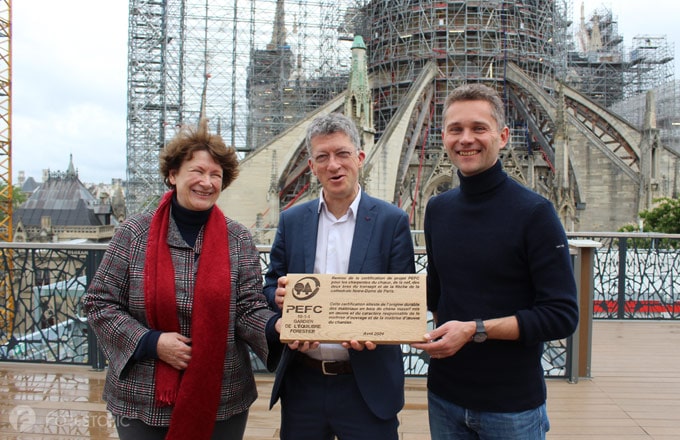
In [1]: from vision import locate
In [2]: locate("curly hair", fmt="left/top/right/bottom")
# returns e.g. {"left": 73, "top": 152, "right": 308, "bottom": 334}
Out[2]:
{"left": 159, "top": 118, "right": 239, "bottom": 190}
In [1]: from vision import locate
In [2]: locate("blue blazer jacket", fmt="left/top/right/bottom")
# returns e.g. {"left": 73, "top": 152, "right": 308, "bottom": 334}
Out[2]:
{"left": 264, "top": 191, "right": 416, "bottom": 420}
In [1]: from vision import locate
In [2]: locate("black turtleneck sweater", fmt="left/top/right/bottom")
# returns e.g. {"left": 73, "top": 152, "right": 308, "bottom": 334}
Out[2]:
{"left": 170, "top": 194, "right": 212, "bottom": 249}
{"left": 423, "top": 160, "right": 579, "bottom": 412}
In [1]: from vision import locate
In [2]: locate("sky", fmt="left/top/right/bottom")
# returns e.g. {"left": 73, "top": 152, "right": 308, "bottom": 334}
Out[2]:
{"left": 12, "top": 1, "right": 129, "bottom": 185}
{"left": 11, "top": 1, "right": 680, "bottom": 186}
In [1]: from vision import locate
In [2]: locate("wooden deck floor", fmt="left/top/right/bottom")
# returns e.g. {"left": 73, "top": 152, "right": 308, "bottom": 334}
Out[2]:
{"left": 1, "top": 320, "right": 679, "bottom": 439}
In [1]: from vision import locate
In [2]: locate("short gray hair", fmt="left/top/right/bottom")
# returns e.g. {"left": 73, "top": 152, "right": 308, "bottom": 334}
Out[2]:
{"left": 305, "top": 113, "right": 361, "bottom": 156}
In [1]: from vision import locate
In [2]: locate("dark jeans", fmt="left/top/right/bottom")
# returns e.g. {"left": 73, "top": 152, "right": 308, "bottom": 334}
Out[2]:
{"left": 115, "top": 410, "right": 248, "bottom": 440}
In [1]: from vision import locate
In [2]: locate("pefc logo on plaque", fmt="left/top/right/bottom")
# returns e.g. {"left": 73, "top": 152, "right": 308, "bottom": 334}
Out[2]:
{"left": 281, "top": 273, "right": 427, "bottom": 344}
{"left": 291, "top": 276, "right": 321, "bottom": 300}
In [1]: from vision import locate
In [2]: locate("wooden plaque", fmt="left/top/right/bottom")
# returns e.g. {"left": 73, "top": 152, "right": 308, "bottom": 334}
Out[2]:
{"left": 280, "top": 273, "right": 427, "bottom": 344}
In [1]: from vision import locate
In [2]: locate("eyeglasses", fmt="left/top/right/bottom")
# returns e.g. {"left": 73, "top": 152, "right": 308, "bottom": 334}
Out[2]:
{"left": 311, "top": 150, "right": 357, "bottom": 165}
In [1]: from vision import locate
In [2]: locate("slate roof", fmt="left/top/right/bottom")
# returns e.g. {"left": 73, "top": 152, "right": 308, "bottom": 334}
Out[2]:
{"left": 20, "top": 177, "right": 40, "bottom": 194}
{"left": 13, "top": 162, "right": 105, "bottom": 227}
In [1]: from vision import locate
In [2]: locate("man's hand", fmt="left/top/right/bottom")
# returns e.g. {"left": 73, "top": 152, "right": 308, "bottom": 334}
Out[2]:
{"left": 156, "top": 332, "right": 192, "bottom": 370}
{"left": 342, "top": 340, "right": 377, "bottom": 351}
{"left": 410, "top": 320, "right": 475, "bottom": 359}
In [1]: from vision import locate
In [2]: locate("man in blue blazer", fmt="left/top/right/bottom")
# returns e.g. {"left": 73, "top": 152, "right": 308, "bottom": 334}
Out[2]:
{"left": 264, "top": 112, "right": 415, "bottom": 440}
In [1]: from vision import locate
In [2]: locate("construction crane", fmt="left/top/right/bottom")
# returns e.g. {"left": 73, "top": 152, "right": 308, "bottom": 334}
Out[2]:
{"left": 0, "top": 0, "right": 10, "bottom": 242}
{"left": 0, "top": 0, "right": 11, "bottom": 340}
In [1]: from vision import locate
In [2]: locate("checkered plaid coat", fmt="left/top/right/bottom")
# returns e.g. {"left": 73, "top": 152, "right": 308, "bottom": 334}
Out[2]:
{"left": 84, "top": 209, "right": 276, "bottom": 426}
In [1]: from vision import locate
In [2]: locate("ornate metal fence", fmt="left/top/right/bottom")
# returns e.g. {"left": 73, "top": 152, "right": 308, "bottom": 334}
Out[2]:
{"left": 566, "top": 233, "right": 680, "bottom": 319}
{"left": 1, "top": 234, "right": 678, "bottom": 376}
{"left": 0, "top": 243, "right": 107, "bottom": 364}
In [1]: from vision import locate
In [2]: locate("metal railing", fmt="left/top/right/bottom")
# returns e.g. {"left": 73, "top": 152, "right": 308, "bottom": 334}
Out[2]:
{"left": 566, "top": 232, "right": 680, "bottom": 319}
{"left": 1, "top": 233, "right": 677, "bottom": 377}
{"left": 0, "top": 243, "right": 107, "bottom": 365}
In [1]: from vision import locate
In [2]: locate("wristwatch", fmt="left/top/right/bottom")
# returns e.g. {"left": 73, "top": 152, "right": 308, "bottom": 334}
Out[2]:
{"left": 472, "top": 319, "right": 487, "bottom": 343}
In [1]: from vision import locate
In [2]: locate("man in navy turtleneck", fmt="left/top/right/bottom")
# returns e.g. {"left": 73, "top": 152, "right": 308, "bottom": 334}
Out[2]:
{"left": 411, "top": 84, "right": 578, "bottom": 440}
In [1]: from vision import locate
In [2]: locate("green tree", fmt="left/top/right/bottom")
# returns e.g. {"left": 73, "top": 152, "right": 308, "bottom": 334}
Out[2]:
{"left": 0, "top": 183, "right": 28, "bottom": 222}
{"left": 639, "top": 197, "right": 680, "bottom": 233}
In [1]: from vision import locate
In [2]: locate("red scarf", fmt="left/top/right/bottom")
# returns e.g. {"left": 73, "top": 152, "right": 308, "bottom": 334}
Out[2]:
{"left": 144, "top": 190, "right": 231, "bottom": 440}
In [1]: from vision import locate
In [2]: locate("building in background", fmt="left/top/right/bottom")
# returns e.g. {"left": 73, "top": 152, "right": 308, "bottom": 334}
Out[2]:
{"left": 121, "top": 1, "right": 679, "bottom": 233}
{"left": 12, "top": 156, "right": 118, "bottom": 243}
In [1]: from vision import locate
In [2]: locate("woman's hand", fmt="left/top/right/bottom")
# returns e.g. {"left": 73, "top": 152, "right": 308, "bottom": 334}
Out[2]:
{"left": 274, "top": 276, "right": 287, "bottom": 310}
{"left": 287, "top": 340, "right": 320, "bottom": 352}
{"left": 157, "top": 332, "right": 192, "bottom": 370}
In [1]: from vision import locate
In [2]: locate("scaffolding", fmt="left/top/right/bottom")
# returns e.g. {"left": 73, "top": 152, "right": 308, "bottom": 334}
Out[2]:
{"left": 568, "top": 4, "right": 678, "bottom": 147}
{"left": 626, "top": 35, "right": 675, "bottom": 97}
{"left": 126, "top": 0, "right": 574, "bottom": 215}
{"left": 125, "top": 1, "right": 678, "bottom": 217}
{"left": 126, "top": 0, "right": 364, "bottom": 215}
{"left": 610, "top": 36, "right": 678, "bottom": 154}
{"left": 568, "top": 6, "right": 625, "bottom": 107}
{"left": 577, "top": 6, "right": 679, "bottom": 155}
{"left": 366, "top": 1, "right": 569, "bottom": 139}
{"left": 360, "top": 0, "right": 572, "bottom": 211}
